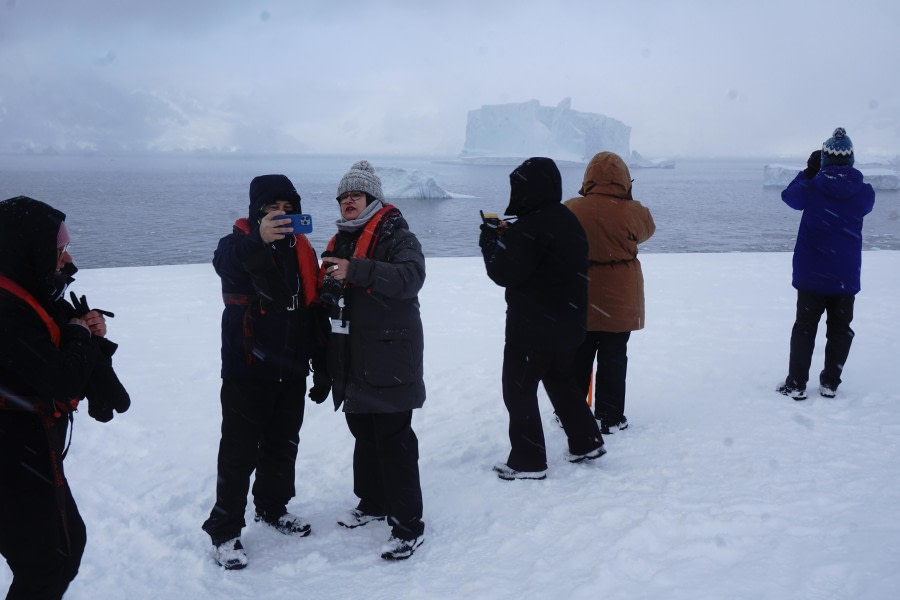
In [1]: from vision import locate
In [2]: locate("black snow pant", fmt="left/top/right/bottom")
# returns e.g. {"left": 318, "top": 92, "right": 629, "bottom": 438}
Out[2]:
{"left": 501, "top": 343, "right": 604, "bottom": 472}
{"left": 573, "top": 331, "right": 632, "bottom": 423}
{"left": 0, "top": 412, "right": 86, "bottom": 600}
{"left": 787, "top": 290, "right": 855, "bottom": 390}
{"left": 202, "top": 378, "right": 306, "bottom": 545}
{"left": 345, "top": 411, "right": 424, "bottom": 541}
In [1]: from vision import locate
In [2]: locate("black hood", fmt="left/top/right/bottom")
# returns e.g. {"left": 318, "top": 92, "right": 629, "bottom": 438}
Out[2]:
{"left": 504, "top": 157, "right": 562, "bottom": 216}
{"left": 248, "top": 174, "right": 302, "bottom": 222}
{"left": 0, "top": 196, "right": 67, "bottom": 301}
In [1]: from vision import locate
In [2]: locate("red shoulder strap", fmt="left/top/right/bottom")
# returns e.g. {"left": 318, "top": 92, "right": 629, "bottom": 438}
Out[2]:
{"left": 317, "top": 205, "right": 398, "bottom": 284}
{"left": 0, "top": 274, "right": 61, "bottom": 346}
{"left": 293, "top": 235, "right": 320, "bottom": 307}
{"left": 233, "top": 218, "right": 320, "bottom": 307}
{"left": 353, "top": 205, "right": 396, "bottom": 259}
{"left": 234, "top": 218, "right": 251, "bottom": 234}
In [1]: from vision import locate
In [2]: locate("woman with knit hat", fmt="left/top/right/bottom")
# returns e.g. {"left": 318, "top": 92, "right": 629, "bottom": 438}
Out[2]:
{"left": 320, "top": 160, "right": 427, "bottom": 560}
{"left": 777, "top": 128, "right": 875, "bottom": 400}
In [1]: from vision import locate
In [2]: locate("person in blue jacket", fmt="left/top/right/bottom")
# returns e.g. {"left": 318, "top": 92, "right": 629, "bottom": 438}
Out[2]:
{"left": 777, "top": 128, "right": 875, "bottom": 400}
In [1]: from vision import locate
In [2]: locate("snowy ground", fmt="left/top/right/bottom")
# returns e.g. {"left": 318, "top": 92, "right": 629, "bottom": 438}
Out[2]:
{"left": 3, "top": 252, "right": 899, "bottom": 600}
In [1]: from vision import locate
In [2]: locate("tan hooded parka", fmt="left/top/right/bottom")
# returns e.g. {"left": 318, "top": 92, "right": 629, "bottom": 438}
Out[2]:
{"left": 564, "top": 152, "right": 655, "bottom": 332}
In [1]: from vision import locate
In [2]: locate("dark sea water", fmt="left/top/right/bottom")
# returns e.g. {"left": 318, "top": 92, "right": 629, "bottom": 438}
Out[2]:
{"left": 1, "top": 153, "right": 898, "bottom": 268}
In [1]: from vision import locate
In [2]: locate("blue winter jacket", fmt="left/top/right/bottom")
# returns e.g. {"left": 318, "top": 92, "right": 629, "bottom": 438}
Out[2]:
{"left": 782, "top": 166, "right": 875, "bottom": 295}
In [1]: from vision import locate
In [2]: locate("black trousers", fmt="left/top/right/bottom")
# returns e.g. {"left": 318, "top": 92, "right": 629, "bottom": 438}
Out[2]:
{"left": 573, "top": 331, "right": 632, "bottom": 422}
{"left": 202, "top": 378, "right": 306, "bottom": 545}
{"left": 0, "top": 412, "right": 86, "bottom": 600}
{"left": 345, "top": 411, "right": 424, "bottom": 541}
{"left": 787, "top": 290, "right": 855, "bottom": 390}
{"left": 501, "top": 343, "right": 603, "bottom": 472}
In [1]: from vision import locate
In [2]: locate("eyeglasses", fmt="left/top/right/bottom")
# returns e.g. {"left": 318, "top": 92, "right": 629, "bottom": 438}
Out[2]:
{"left": 57, "top": 243, "right": 69, "bottom": 257}
{"left": 338, "top": 191, "right": 366, "bottom": 203}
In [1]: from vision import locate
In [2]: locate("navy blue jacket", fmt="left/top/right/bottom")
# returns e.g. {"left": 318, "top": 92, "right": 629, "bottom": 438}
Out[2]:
{"left": 782, "top": 166, "right": 875, "bottom": 295}
{"left": 214, "top": 225, "right": 323, "bottom": 382}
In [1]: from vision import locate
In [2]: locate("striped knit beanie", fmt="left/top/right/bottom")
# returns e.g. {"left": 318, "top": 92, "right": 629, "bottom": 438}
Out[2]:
{"left": 821, "top": 127, "right": 854, "bottom": 167}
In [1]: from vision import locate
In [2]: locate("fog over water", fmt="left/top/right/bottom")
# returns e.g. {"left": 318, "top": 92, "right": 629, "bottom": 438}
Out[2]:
{"left": 1, "top": 0, "right": 899, "bottom": 158}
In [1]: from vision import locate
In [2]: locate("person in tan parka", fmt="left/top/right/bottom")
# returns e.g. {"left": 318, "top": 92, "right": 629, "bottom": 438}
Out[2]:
{"left": 564, "top": 152, "right": 655, "bottom": 434}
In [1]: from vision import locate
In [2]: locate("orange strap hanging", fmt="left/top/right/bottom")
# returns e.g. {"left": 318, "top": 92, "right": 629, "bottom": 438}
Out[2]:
{"left": 232, "top": 218, "right": 320, "bottom": 307}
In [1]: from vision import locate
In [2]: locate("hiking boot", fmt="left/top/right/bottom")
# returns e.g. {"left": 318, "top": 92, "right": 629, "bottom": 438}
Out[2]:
{"left": 776, "top": 382, "right": 807, "bottom": 401}
{"left": 381, "top": 534, "right": 424, "bottom": 561}
{"left": 254, "top": 511, "right": 311, "bottom": 537}
{"left": 599, "top": 416, "right": 628, "bottom": 434}
{"left": 566, "top": 444, "right": 607, "bottom": 464}
{"left": 492, "top": 462, "right": 547, "bottom": 481}
{"left": 819, "top": 384, "right": 836, "bottom": 398}
{"left": 337, "top": 508, "right": 386, "bottom": 529}
{"left": 212, "top": 537, "right": 248, "bottom": 570}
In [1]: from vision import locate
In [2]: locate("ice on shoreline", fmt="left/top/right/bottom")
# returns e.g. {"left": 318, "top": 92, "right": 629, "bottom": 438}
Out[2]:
{"left": 763, "top": 164, "right": 900, "bottom": 190}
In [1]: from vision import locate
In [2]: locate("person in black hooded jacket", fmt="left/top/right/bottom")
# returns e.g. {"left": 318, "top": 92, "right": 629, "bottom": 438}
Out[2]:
{"left": 201, "top": 174, "right": 329, "bottom": 570}
{"left": 479, "top": 157, "right": 605, "bottom": 481}
{"left": 0, "top": 196, "right": 128, "bottom": 600}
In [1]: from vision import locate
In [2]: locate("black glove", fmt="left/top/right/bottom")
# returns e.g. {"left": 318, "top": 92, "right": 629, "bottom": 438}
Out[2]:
{"left": 804, "top": 150, "right": 821, "bottom": 179}
{"left": 309, "top": 355, "right": 331, "bottom": 404}
{"left": 308, "top": 364, "right": 331, "bottom": 404}
{"left": 70, "top": 291, "right": 115, "bottom": 318}
{"left": 84, "top": 338, "right": 131, "bottom": 422}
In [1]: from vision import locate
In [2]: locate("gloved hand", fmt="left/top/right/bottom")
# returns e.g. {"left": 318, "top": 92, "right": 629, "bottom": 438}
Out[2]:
{"left": 308, "top": 369, "right": 331, "bottom": 404}
{"left": 804, "top": 150, "right": 821, "bottom": 179}
{"left": 85, "top": 337, "right": 131, "bottom": 422}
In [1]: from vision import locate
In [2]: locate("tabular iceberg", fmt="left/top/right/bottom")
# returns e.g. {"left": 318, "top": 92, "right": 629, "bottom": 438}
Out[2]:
{"left": 378, "top": 167, "right": 451, "bottom": 200}
{"left": 460, "top": 98, "right": 630, "bottom": 163}
{"left": 763, "top": 164, "right": 900, "bottom": 190}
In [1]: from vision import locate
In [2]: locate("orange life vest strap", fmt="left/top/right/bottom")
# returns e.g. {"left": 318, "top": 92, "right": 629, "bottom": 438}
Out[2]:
{"left": 231, "top": 218, "right": 320, "bottom": 307}
{"left": 0, "top": 274, "right": 61, "bottom": 346}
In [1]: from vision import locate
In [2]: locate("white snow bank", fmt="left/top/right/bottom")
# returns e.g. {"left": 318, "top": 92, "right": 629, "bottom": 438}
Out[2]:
{"left": 3, "top": 252, "right": 899, "bottom": 600}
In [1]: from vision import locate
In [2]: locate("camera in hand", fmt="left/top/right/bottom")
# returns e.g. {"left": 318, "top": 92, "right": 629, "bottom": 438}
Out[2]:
{"left": 320, "top": 260, "right": 345, "bottom": 306}
{"left": 480, "top": 210, "right": 501, "bottom": 228}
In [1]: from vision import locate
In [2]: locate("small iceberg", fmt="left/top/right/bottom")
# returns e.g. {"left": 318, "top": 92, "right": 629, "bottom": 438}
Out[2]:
{"left": 628, "top": 150, "right": 674, "bottom": 169}
{"left": 378, "top": 167, "right": 452, "bottom": 199}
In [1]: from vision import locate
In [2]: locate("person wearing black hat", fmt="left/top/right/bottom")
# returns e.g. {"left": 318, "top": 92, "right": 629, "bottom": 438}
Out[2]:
{"left": 479, "top": 157, "right": 605, "bottom": 481}
{"left": 777, "top": 128, "right": 875, "bottom": 400}
{"left": 1, "top": 195, "right": 129, "bottom": 599}
{"left": 202, "top": 174, "right": 330, "bottom": 569}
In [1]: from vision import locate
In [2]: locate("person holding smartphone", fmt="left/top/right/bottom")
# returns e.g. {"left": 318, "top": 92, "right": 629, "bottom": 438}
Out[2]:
{"left": 202, "top": 174, "right": 329, "bottom": 569}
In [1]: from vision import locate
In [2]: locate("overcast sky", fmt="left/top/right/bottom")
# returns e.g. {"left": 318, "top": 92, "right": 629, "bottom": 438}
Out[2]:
{"left": 1, "top": 0, "right": 898, "bottom": 158}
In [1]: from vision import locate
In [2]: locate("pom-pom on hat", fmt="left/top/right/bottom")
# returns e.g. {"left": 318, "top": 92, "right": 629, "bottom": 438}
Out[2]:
{"left": 336, "top": 160, "right": 384, "bottom": 203}
{"left": 821, "top": 127, "right": 854, "bottom": 167}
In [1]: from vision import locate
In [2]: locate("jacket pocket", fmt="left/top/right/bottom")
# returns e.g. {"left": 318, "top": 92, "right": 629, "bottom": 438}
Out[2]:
{"left": 358, "top": 328, "right": 421, "bottom": 388}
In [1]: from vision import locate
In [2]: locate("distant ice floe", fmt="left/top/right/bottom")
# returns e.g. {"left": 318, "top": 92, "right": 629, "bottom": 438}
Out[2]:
{"left": 378, "top": 167, "right": 452, "bottom": 200}
{"left": 628, "top": 150, "right": 675, "bottom": 169}
{"left": 763, "top": 164, "right": 900, "bottom": 190}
